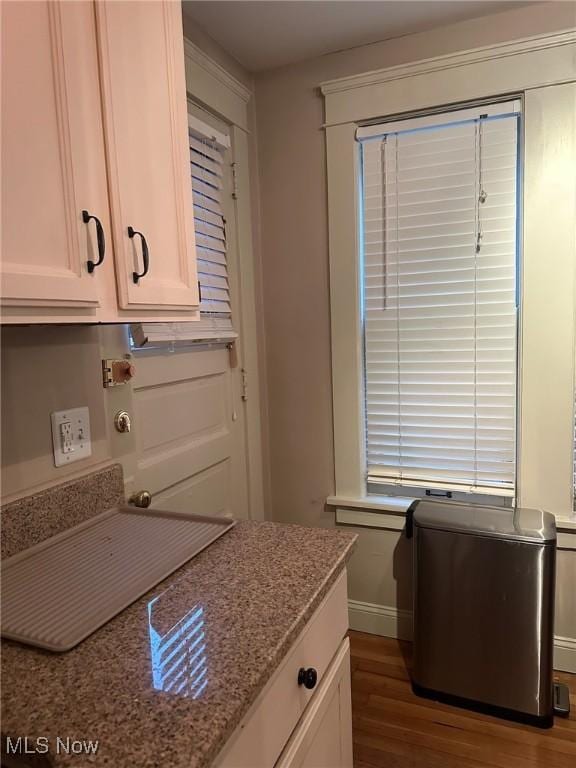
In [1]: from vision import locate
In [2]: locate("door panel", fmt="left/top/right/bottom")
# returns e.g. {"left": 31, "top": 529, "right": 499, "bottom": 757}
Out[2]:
{"left": 95, "top": 1, "right": 199, "bottom": 310}
{"left": 132, "top": 347, "right": 248, "bottom": 519}
{"left": 1, "top": 1, "right": 103, "bottom": 307}
{"left": 151, "top": 461, "right": 233, "bottom": 518}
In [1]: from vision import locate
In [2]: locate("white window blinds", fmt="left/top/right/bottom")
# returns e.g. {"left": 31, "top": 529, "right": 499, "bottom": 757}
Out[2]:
{"left": 132, "top": 114, "right": 236, "bottom": 348}
{"left": 190, "top": 118, "right": 232, "bottom": 319}
{"left": 359, "top": 102, "right": 520, "bottom": 495}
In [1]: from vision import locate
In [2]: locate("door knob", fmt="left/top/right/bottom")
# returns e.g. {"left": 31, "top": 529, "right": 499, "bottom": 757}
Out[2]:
{"left": 297, "top": 667, "right": 318, "bottom": 690}
{"left": 129, "top": 490, "right": 152, "bottom": 508}
{"left": 114, "top": 410, "right": 131, "bottom": 433}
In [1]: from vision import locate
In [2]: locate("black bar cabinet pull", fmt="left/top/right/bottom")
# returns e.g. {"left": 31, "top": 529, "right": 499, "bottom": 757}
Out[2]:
{"left": 129, "top": 226, "right": 150, "bottom": 284}
{"left": 82, "top": 210, "right": 105, "bottom": 273}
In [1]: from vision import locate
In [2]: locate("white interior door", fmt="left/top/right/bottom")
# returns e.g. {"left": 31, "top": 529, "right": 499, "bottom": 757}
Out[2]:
{"left": 126, "top": 103, "right": 250, "bottom": 519}
{"left": 131, "top": 346, "right": 249, "bottom": 519}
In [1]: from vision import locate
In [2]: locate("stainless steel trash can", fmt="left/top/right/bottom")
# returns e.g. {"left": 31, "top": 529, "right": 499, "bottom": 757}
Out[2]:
{"left": 411, "top": 501, "right": 557, "bottom": 727}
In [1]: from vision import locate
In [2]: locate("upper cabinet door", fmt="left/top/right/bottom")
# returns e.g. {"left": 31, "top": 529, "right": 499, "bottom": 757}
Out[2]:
{"left": 95, "top": 1, "right": 199, "bottom": 311}
{"left": 1, "top": 1, "right": 103, "bottom": 308}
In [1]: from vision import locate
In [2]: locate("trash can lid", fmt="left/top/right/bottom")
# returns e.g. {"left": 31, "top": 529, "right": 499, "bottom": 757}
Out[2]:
{"left": 413, "top": 501, "right": 556, "bottom": 544}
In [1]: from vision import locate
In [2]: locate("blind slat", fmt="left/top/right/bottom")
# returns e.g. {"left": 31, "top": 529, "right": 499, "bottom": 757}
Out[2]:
{"left": 194, "top": 218, "right": 225, "bottom": 241}
{"left": 192, "top": 177, "right": 222, "bottom": 204}
{"left": 193, "top": 205, "right": 223, "bottom": 228}
{"left": 197, "top": 247, "right": 226, "bottom": 266}
{"left": 189, "top": 135, "right": 222, "bottom": 162}
{"left": 192, "top": 194, "right": 221, "bottom": 217}
{"left": 190, "top": 148, "right": 223, "bottom": 176}
{"left": 190, "top": 164, "right": 222, "bottom": 190}
{"left": 195, "top": 232, "right": 226, "bottom": 254}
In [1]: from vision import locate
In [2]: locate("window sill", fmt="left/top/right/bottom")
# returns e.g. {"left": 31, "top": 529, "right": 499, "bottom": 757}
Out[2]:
{"left": 326, "top": 494, "right": 417, "bottom": 514}
{"left": 556, "top": 516, "right": 576, "bottom": 532}
{"left": 327, "top": 494, "right": 416, "bottom": 533}
{"left": 327, "top": 495, "right": 576, "bottom": 548}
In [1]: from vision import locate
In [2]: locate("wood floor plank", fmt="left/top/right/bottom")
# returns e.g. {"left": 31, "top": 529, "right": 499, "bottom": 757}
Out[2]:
{"left": 354, "top": 656, "right": 412, "bottom": 681}
{"left": 349, "top": 630, "right": 576, "bottom": 768}
{"left": 363, "top": 692, "right": 576, "bottom": 754}
{"left": 354, "top": 708, "right": 575, "bottom": 768}
{"left": 354, "top": 729, "right": 490, "bottom": 768}
{"left": 354, "top": 713, "right": 536, "bottom": 768}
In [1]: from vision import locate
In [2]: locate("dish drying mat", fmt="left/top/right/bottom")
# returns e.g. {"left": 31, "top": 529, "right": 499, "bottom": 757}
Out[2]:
{"left": 1, "top": 506, "right": 235, "bottom": 652}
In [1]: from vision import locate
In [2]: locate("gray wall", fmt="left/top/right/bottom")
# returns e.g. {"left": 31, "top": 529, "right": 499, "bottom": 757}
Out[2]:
{"left": 253, "top": 1, "right": 576, "bottom": 641}
{"left": 0, "top": 325, "right": 134, "bottom": 502}
{"left": 1, "top": 326, "right": 111, "bottom": 500}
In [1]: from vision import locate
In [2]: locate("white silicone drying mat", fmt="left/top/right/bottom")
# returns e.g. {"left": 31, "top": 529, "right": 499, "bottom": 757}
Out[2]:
{"left": 1, "top": 506, "right": 235, "bottom": 652}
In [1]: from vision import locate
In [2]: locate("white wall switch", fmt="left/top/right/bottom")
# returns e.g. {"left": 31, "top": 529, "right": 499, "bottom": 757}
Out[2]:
{"left": 51, "top": 407, "right": 92, "bottom": 467}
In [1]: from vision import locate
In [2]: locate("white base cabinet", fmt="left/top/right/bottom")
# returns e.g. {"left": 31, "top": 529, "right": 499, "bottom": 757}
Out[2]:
{"left": 276, "top": 639, "right": 353, "bottom": 768}
{"left": 215, "top": 570, "right": 353, "bottom": 768}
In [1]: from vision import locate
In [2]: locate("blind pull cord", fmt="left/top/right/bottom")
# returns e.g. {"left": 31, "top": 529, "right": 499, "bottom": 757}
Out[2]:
{"left": 476, "top": 117, "right": 487, "bottom": 254}
{"left": 380, "top": 137, "right": 388, "bottom": 311}
{"left": 394, "top": 135, "right": 403, "bottom": 480}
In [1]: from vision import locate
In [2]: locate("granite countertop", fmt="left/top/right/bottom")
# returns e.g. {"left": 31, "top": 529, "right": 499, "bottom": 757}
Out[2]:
{"left": 1, "top": 519, "right": 356, "bottom": 768}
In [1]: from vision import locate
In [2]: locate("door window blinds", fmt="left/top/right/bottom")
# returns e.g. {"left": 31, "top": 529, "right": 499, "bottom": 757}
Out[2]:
{"left": 131, "top": 114, "right": 236, "bottom": 348}
{"left": 358, "top": 101, "right": 520, "bottom": 495}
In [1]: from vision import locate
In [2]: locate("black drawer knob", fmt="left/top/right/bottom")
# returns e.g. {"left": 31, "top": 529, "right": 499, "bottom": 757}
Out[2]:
{"left": 298, "top": 667, "right": 318, "bottom": 690}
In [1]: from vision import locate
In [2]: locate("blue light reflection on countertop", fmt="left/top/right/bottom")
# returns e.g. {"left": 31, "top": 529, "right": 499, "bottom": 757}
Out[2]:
{"left": 147, "top": 595, "right": 208, "bottom": 700}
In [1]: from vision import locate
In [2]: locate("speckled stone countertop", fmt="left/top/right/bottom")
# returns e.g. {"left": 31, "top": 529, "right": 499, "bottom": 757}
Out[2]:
{"left": 2, "top": 519, "right": 356, "bottom": 768}
{"left": 1, "top": 464, "right": 124, "bottom": 559}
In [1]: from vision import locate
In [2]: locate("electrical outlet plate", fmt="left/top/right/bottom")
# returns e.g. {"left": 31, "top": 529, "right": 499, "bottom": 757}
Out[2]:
{"left": 51, "top": 407, "right": 92, "bottom": 468}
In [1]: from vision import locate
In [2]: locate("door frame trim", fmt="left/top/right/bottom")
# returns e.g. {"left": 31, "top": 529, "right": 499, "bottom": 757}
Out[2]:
{"left": 183, "top": 40, "right": 267, "bottom": 521}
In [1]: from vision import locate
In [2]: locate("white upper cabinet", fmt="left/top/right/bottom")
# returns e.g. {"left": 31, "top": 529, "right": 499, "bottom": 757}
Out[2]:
{"left": 0, "top": 0, "right": 199, "bottom": 322}
{"left": 1, "top": 1, "right": 105, "bottom": 309}
{"left": 95, "top": 1, "right": 199, "bottom": 311}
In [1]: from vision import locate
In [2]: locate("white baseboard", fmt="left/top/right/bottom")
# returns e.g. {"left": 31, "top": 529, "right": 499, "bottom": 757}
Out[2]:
{"left": 348, "top": 599, "right": 576, "bottom": 674}
{"left": 349, "top": 599, "right": 413, "bottom": 641}
{"left": 554, "top": 636, "right": 576, "bottom": 673}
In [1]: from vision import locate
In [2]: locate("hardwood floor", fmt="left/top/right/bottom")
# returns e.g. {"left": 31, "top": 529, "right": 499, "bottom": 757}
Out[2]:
{"left": 349, "top": 630, "right": 576, "bottom": 768}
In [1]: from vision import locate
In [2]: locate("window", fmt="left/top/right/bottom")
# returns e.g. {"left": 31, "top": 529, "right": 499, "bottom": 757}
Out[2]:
{"left": 131, "top": 113, "right": 236, "bottom": 348}
{"left": 358, "top": 101, "right": 520, "bottom": 497}
{"left": 324, "top": 50, "right": 576, "bottom": 519}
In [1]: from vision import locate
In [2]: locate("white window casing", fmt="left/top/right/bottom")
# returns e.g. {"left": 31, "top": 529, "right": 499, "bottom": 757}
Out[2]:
{"left": 322, "top": 32, "right": 576, "bottom": 519}
{"left": 360, "top": 102, "right": 520, "bottom": 496}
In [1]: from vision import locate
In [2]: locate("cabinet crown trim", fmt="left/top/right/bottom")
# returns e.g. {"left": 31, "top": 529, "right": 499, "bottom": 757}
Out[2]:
{"left": 184, "top": 39, "right": 252, "bottom": 104}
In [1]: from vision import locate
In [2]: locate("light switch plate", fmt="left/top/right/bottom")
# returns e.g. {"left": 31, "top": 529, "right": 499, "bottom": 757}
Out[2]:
{"left": 51, "top": 407, "right": 92, "bottom": 467}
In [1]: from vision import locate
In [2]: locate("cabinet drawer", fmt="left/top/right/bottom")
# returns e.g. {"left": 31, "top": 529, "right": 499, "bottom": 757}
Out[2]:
{"left": 215, "top": 568, "right": 349, "bottom": 768}
{"left": 275, "top": 638, "right": 353, "bottom": 768}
